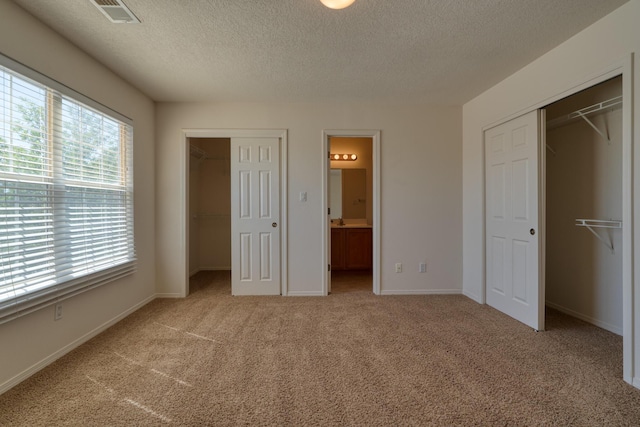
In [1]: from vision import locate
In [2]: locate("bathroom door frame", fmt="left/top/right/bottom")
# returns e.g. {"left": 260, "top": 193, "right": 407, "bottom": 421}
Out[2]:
{"left": 321, "top": 130, "right": 381, "bottom": 295}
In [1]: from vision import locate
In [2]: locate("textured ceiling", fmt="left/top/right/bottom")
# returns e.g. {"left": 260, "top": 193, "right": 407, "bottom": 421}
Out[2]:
{"left": 10, "top": 0, "right": 629, "bottom": 104}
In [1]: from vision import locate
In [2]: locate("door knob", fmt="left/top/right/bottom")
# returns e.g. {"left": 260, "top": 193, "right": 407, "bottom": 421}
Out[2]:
{"left": 530, "top": 228, "right": 535, "bottom": 235}
{"left": 272, "top": 222, "right": 277, "bottom": 228}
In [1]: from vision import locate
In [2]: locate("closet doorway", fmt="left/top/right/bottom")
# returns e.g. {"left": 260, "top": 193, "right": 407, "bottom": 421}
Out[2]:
{"left": 322, "top": 130, "right": 381, "bottom": 296}
{"left": 188, "top": 138, "right": 231, "bottom": 282}
{"left": 544, "top": 76, "right": 623, "bottom": 335}
{"left": 485, "top": 76, "right": 625, "bottom": 333}
{"left": 484, "top": 60, "right": 633, "bottom": 383}
{"left": 183, "top": 129, "right": 288, "bottom": 297}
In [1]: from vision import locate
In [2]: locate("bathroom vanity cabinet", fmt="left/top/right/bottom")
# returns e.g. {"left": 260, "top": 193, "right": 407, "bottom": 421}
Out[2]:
{"left": 331, "top": 227, "right": 372, "bottom": 270}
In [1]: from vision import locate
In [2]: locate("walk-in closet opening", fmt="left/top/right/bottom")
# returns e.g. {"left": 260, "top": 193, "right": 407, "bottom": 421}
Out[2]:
{"left": 188, "top": 138, "right": 231, "bottom": 293}
{"left": 544, "top": 76, "right": 623, "bottom": 335}
{"left": 329, "top": 137, "right": 373, "bottom": 293}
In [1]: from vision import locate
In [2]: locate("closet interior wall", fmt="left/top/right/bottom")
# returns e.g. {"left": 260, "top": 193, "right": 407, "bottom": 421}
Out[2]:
{"left": 545, "top": 77, "right": 623, "bottom": 334}
{"left": 188, "top": 138, "right": 231, "bottom": 277}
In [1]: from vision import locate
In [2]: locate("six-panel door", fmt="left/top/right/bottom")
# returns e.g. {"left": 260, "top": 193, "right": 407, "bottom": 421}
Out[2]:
{"left": 231, "top": 137, "right": 281, "bottom": 295}
{"left": 485, "top": 110, "right": 543, "bottom": 330}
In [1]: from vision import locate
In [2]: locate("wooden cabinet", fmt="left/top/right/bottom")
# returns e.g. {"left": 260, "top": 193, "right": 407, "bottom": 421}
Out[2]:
{"left": 331, "top": 227, "right": 372, "bottom": 270}
{"left": 331, "top": 228, "right": 346, "bottom": 270}
{"left": 345, "top": 228, "right": 372, "bottom": 269}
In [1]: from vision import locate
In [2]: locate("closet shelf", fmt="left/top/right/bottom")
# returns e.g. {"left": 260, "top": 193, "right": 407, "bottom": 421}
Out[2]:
{"left": 575, "top": 219, "right": 621, "bottom": 253}
{"left": 546, "top": 96, "right": 621, "bottom": 143}
{"left": 190, "top": 144, "right": 229, "bottom": 170}
{"left": 190, "top": 144, "right": 209, "bottom": 160}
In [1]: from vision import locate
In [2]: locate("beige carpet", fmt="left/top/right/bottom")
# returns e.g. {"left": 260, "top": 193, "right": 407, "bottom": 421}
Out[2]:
{"left": 1, "top": 270, "right": 639, "bottom": 426}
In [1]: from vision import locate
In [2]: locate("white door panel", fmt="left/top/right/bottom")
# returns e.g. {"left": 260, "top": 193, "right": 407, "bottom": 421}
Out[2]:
{"left": 231, "top": 137, "right": 280, "bottom": 295}
{"left": 485, "top": 110, "right": 543, "bottom": 330}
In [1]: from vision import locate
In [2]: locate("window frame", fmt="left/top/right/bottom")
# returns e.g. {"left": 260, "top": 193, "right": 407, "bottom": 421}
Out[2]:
{"left": 0, "top": 53, "right": 135, "bottom": 324}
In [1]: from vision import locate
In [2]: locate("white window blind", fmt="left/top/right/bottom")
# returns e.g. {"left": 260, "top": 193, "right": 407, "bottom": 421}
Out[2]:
{"left": 0, "top": 56, "right": 135, "bottom": 323}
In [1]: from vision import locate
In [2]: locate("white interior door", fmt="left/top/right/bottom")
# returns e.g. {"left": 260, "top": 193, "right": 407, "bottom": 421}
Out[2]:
{"left": 231, "top": 137, "right": 280, "bottom": 295}
{"left": 485, "top": 110, "right": 544, "bottom": 330}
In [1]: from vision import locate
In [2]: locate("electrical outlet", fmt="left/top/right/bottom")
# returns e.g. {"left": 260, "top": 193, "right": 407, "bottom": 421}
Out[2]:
{"left": 419, "top": 262, "right": 427, "bottom": 273}
{"left": 54, "top": 303, "right": 63, "bottom": 321}
{"left": 395, "top": 263, "right": 402, "bottom": 273}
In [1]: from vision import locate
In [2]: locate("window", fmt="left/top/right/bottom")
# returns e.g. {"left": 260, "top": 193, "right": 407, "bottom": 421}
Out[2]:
{"left": 0, "top": 55, "right": 135, "bottom": 323}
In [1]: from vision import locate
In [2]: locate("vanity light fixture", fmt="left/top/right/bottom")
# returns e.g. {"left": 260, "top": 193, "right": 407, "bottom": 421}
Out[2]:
{"left": 320, "top": 0, "right": 356, "bottom": 10}
{"left": 331, "top": 153, "right": 358, "bottom": 161}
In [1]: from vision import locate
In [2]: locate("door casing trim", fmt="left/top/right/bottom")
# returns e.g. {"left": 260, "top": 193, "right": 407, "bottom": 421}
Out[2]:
{"left": 181, "top": 129, "right": 288, "bottom": 296}
{"left": 322, "top": 129, "right": 381, "bottom": 295}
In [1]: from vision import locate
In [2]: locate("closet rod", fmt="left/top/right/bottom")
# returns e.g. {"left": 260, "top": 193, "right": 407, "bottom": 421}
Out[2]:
{"left": 575, "top": 219, "right": 622, "bottom": 253}
{"left": 546, "top": 95, "right": 622, "bottom": 140}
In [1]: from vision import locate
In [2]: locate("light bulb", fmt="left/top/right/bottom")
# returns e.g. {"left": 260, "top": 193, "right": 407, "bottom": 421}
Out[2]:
{"left": 320, "top": 0, "right": 356, "bottom": 10}
{"left": 350, "top": 154, "right": 357, "bottom": 160}
{"left": 333, "top": 154, "right": 340, "bottom": 160}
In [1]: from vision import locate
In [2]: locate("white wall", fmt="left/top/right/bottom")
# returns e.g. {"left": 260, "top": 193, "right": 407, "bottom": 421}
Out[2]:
{"left": 156, "top": 102, "right": 462, "bottom": 296}
{"left": 545, "top": 78, "right": 623, "bottom": 334}
{"left": 0, "top": 1, "right": 156, "bottom": 393}
{"left": 462, "top": 0, "right": 640, "bottom": 384}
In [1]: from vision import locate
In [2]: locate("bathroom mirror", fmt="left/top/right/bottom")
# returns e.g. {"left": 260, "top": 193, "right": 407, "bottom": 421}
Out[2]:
{"left": 329, "top": 168, "right": 367, "bottom": 220}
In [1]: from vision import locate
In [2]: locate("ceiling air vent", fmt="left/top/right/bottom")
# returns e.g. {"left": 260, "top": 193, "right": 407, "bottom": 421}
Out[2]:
{"left": 90, "top": 0, "right": 140, "bottom": 24}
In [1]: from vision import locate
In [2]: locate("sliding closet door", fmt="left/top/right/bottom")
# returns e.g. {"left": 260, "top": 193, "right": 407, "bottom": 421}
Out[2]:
{"left": 485, "top": 110, "right": 544, "bottom": 331}
{"left": 230, "top": 137, "right": 281, "bottom": 295}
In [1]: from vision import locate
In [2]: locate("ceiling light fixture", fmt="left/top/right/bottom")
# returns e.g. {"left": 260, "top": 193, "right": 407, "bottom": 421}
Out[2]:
{"left": 320, "top": 0, "right": 356, "bottom": 10}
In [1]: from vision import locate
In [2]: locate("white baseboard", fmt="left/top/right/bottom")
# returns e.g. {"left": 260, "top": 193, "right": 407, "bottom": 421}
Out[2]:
{"left": 0, "top": 294, "right": 156, "bottom": 396}
{"left": 545, "top": 300, "right": 622, "bottom": 335}
{"left": 633, "top": 377, "right": 640, "bottom": 390}
{"left": 380, "top": 289, "right": 463, "bottom": 296}
{"left": 155, "top": 292, "right": 185, "bottom": 298}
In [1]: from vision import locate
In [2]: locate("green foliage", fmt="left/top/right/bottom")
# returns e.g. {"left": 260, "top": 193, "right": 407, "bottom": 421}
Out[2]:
{"left": 0, "top": 100, "right": 47, "bottom": 176}
{"left": 1, "top": 98, "right": 122, "bottom": 184}
{"left": 61, "top": 101, "right": 121, "bottom": 184}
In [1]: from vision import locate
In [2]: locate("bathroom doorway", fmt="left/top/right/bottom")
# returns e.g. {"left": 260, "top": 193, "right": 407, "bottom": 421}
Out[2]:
{"left": 322, "top": 130, "right": 381, "bottom": 295}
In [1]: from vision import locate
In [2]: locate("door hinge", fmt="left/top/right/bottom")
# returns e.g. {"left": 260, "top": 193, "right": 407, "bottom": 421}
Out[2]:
{"left": 328, "top": 208, "right": 331, "bottom": 215}
{"left": 328, "top": 151, "right": 331, "bottom": 159}
{"left": 328, "top": 264, "right": 331, "bottom": 272}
